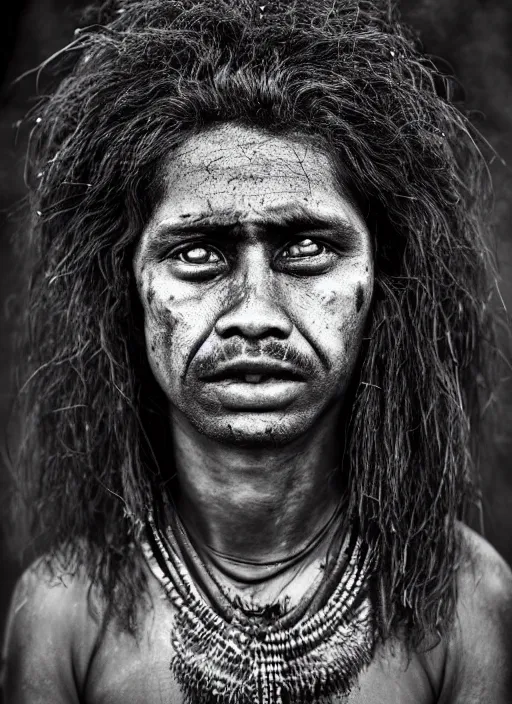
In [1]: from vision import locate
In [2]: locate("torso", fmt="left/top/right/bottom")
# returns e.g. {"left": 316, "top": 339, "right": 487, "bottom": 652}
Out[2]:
{"left": 4, "top": 524, "right": 512, "bottom": 704}
{"left": 80, "top": 566, "right": 443, "bottom": 704}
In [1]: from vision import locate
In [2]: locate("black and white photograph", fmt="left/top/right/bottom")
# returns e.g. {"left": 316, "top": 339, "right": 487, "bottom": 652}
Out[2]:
{"left": 1, "top": 1, "right": 511, "bottom": 702}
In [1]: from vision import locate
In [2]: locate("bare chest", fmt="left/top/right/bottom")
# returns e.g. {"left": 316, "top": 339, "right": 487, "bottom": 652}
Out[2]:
{"left": 85, "top": 655, "right": 438, "bottom": 704}
{"left": 83, "top": 602, "right": 440, "bottom": 704}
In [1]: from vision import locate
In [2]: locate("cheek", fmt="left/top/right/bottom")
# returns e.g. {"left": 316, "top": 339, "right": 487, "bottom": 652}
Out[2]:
{"left": 137, "top": 266, "right": 224, "bottom": 381}
{"left": 137, "top": 273, "right": 185, "bottom": 383}
{"left": 319, "top": 279, "right": 371, "bottom": 327}
{"left": 144, "top": 313, "right": 184, "bottom": 394}
{"left": 141, "top": 285, "right": 178, "bottom": 356}
{"left": 356, "top": 283, "right": 365, "bottom": 313}
{"left": 302, "top": 272, "right": 373, "bottom": 362}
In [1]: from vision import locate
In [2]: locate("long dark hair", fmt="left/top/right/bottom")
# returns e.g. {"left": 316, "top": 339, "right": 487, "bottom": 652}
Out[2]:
{"left": 13, "top": 0, "right": 496, "bottom": 645}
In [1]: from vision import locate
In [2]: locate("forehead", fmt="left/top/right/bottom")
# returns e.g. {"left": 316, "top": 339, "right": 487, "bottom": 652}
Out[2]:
{"left": 151, "top": 123, "right": 360, "bottom": 227}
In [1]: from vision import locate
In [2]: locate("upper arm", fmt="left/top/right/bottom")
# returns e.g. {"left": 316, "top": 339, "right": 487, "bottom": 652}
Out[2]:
{"left": 2, "top": 562, "right": 98, "bottom": 704}
{"left": 440, "top": 525, "right": 512, "bottom": 704}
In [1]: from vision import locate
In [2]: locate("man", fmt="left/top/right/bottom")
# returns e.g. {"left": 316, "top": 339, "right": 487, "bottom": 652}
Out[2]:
{"left": 3, "top": 0, "right": 512, "bottom": 702}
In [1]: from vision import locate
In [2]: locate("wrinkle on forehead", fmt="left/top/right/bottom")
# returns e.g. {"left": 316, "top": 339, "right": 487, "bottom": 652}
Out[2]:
{"left": 162, "top": 125, "right": 339, "bottom": 197}
{"left": 146, "top": 123, "right": 365, "bottom": 238}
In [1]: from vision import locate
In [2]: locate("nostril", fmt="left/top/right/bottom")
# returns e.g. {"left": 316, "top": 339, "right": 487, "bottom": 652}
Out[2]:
{"left": 215, "top": 306, "right": 293, "bottom": 340}
{"left": 214, "top": 278, "right": 294, "bottom": 340}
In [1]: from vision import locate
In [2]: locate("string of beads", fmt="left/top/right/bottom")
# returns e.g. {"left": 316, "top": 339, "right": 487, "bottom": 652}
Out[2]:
{"left": 144, "top": 511, "right": 375, "bottom": 704}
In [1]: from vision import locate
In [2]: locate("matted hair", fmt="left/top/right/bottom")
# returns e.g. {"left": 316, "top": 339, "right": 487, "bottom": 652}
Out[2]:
{"left": 13, "top": 0, "right": 496, "bottom": 645}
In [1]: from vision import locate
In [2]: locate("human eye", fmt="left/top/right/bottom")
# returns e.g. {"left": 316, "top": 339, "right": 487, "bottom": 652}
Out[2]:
{"left": 167, "top": 243, "right": 227, "bottom": 280}
{"left": 177, "top": 245, "right": 222, "bottom": 265}
{"left": 276, "top": 237, "right": 335, "bottom": 274}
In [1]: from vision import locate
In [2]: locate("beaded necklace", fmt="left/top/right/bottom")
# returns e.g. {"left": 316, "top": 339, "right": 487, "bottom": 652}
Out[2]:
{"left": 144, "top": 506, "right": 375, "bottom": 704}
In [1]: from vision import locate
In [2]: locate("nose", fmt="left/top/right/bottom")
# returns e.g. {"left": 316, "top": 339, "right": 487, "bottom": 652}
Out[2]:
{"left": 215, "top": 248, "right": 293, "bottom": 340}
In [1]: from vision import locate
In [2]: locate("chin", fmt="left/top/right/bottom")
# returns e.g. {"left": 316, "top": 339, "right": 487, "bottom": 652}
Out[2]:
{"left": 188, "top": 412, "right": 315, "bottom": 448}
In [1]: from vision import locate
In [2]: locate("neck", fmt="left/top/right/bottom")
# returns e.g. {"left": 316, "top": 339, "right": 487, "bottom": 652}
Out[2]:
{"left": 169, "top": 407, "right": 345, "bottom": 564}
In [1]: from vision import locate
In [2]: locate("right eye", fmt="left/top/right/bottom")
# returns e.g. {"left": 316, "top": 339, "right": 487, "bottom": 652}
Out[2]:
{"left": 176, "top": 246, "right": 222, "bottom": 265}
{"left": 166, "top": 243, "right": 228, "bottom": 281}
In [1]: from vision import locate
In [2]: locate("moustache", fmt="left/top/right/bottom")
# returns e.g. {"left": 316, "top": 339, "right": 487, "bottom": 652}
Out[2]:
{"left": 191, "top": 339, "right": 318, "bottom": 379}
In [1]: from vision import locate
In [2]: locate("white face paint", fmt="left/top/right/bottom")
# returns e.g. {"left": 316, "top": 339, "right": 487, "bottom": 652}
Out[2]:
{"left": 133, "top": 123, "right": 373, "bottom": 446}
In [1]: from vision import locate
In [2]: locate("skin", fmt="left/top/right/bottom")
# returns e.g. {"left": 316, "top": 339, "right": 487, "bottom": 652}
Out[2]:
{"left": 4, "top": 123, "right": 512, "bottom": 704}
{"left": 4, "top": 525, "right": 512, "bottom": 704}
{"left": 133, "top": 123, "right": 373, "bottom": 562}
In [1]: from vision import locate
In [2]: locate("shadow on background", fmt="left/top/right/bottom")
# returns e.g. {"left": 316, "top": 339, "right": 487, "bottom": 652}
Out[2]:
{"left": 1, "top": 0, "right": 511, "bottom": 650}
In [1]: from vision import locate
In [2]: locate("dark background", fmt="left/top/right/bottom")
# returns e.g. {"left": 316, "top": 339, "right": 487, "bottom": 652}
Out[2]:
{"left": 1, "top": 0, "right": 511, "bottom": 643}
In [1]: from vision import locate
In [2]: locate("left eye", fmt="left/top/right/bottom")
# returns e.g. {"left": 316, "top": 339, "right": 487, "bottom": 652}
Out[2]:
{"left": 177, "top": 246, "right": 222, "bottom": 264}
{"left": 281, "top": 238, "right": 324, "bottom": 258}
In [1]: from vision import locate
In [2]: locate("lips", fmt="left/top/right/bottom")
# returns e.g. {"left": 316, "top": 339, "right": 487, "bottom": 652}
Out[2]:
{"left": 195, "top": 358, "right": 308, "bottom": 410}
{"left": 199, "top": 359, "right": 306, "bottom": 384}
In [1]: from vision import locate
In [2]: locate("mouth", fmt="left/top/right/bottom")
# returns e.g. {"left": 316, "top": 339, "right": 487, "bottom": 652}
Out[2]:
{"left": 239, "top": 374, "right": 288, "bottom": 384}
{"left": 200, "top": 361, "right": 306, "bottom": 384}
{"left": 196, "top": 359, "right": 308, "bottom": 411}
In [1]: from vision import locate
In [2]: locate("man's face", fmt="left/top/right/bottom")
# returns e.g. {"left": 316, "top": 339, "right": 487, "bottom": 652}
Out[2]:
{"left": 134, "top": 124, "right": 373, "bottom": 446}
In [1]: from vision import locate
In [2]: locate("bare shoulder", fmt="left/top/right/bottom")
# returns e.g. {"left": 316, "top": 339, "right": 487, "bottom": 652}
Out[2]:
{"left": 5, "top": 556, "right": 102, "bottom": 641}
{"left": 456, "top": 522, "right": 512, "bottom": 618}
{"left": 2, "top": 557, "right": 102, "bottom": 703}
{"left": 438, "top": 523, "right": 512, "bottom": 704}
{"left": 9, "top": 555, "right": 94, "bottom": 611}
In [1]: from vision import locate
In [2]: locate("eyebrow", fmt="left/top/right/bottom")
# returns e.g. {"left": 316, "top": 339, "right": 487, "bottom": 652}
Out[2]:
{"left": 145, "top": 204, "right": 363, "bottom": 253}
